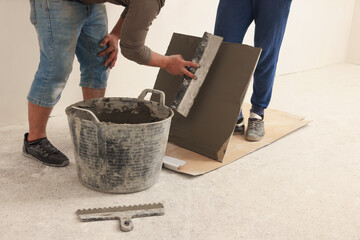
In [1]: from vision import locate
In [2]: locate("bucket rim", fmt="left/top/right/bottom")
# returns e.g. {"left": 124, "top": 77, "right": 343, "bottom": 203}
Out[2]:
{"left": 65, "top": 96, "right": 174, "bottom": 126}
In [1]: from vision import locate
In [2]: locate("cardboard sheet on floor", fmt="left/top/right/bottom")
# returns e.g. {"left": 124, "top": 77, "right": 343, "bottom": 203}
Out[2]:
{"left": 165, "top": 103, "right": 311, "bottom": 176}
{"left": 153, "top": 33, "right": 262, "bottom": 161}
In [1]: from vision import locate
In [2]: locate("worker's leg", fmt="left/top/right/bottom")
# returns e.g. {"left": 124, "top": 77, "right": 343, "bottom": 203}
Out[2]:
{"left": 214, "top": 0, "right": 254, "bottom": 44}
{"left": 245, "top": 0, "right": 292, "bottom": 141}
{"left": 28, "top": 0, "right": 89, "bottom": 140}
{"left": 25, "top": 0, "right": 88, "bottom": 166}
{"left": 214, "top": 0, "right": 255, "bottom": 134}
{"left": 76, "top": 3, "right": 109, "bottom": 100}
{"left": 250, "top": 0, "right": 292, "bottom": 115}
{"left": 28, "top": 103, "right": 52, "bottom": 141}
{"left": 82, "top": 87, "right": 106, "bottom": 100}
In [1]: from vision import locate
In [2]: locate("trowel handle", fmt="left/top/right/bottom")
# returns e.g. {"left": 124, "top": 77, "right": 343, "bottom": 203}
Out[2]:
{"left": 138, "top": 89, "right": 166, "bottom": 106}
{"left": 119, "top": 216, "right": 134, "bottom": 232}
{"left": 71, "top": 106, "right": 101, "bottom": 123}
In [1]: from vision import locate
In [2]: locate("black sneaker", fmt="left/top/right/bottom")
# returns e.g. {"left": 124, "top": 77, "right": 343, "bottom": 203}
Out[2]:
{"left": 22, "top": 133, "right": 69, "bottom": 167}
{"left": 234, "top": 117, "right": 245, "bottom": 135}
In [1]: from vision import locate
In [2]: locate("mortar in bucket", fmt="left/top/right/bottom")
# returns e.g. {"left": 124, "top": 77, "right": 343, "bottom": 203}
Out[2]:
{"left": 65, "top": 89, "right": 174, "bottom": 193}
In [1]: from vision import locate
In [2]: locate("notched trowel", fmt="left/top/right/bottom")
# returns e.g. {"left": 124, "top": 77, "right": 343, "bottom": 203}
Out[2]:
{"left": 76, "top": 202, "right": 165, "bottom": 232}
{"left": 171, "top": 32, "right": 223, "bottom": 117}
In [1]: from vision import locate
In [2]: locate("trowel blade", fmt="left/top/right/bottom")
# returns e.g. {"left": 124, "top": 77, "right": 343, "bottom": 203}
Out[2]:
{"left": 171, "top": 32, "right": 223, "bottom": 117}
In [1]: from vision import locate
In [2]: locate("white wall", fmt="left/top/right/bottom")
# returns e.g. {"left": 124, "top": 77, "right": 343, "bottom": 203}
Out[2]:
{"left": 275, "top": 0, "right": 355, "bottom": 74}
{"left": 348, "top": 0, "right": 360, "bottom": 64}
{"left": 0, "top": 0, "right": 357, "bottom": 126}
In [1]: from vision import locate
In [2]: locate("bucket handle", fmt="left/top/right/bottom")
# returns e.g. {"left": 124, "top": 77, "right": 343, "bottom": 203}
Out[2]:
{"left": 71, "top": 106, "right": 101, "bottom": 123}
{"left": 138, "top": 89, "right": 166, "bottom": 106}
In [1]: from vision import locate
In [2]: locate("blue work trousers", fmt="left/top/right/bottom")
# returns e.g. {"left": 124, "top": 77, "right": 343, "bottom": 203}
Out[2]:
{"left": 214, "top": 0, "right": 292, "bottom": 117}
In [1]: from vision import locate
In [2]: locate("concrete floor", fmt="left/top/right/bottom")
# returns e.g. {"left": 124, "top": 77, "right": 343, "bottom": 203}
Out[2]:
{"left": 1, "top": 63, "right": 360, "bottom": 240}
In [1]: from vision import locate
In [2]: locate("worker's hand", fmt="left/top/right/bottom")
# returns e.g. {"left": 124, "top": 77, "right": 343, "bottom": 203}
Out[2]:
{"left": 164, "top": 55, "right": 199, "bottom": 79}
{"left": 98, "top": 33, "right": 120, "bottom": 69}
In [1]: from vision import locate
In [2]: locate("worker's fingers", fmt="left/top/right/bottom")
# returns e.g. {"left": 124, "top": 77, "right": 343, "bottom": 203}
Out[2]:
{"left": 104, "top": 51, "right": 117, "bottom": 67}
{"left": 110, "top": 56, "right": 117, "bottom": 69}
{"left": 100, "top": 37, "right": 109, "bottom": 47}
{"left": 108, "top": 52, "right": 117, "bottom": 69}
{"left": 104, "top": 58, "right": 111, "bottom": 67}
{"left": 98, "top": 47, "right": 114, "bottom": 57}
{"left": 185, "top": 61, "right": 200, "bottom": 68}
{"left": 104, "top": 53, "right": 113, "bottom": 66}
{"left": 183, "top": 68, "right": 197, "bottom": 80}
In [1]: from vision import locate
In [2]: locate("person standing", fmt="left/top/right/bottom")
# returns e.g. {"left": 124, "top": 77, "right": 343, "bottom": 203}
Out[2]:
{"left": 214, "top": 0, "right": 292, "bottom": 141}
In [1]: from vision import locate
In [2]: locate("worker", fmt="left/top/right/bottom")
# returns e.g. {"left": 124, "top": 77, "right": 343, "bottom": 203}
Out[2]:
{"left": 24, "top": 0, "right": 198, "bottom": 167}
{"left": 214, "top": 0, "right": 292, "bottom": 141}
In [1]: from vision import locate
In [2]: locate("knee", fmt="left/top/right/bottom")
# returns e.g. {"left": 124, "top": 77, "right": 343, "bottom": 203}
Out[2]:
{"left": 29, "top": 59, "right": 73, "bottom": 107}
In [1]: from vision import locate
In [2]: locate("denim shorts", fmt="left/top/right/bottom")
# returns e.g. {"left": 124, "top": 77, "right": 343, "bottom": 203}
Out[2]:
{"left": 28, "top": 0, "right": 110, "bottom": 108}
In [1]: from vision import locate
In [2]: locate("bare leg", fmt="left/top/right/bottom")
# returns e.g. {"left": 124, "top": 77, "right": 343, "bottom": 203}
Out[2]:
{"left": 25, "top": 101, "right": 69, "bottom": 167}
{"left": 27, "top": 88, "right": 104, "bottom": 142}
{"left": 28, "top": 102, "right": 52, "bottom": 142}
{"left": 82, "top": 87, "right": 106, "bottom": 100}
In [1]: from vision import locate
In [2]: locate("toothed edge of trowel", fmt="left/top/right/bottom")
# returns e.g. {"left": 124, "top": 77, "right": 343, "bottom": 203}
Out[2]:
{"left": 171, "top": 32, "right": 210, "bottom": 111}
{"left": 76, "top": 202, "right": 165, "bottom": 215}
{"left": 171, "top": 32, "right": 223, "bottom": 117}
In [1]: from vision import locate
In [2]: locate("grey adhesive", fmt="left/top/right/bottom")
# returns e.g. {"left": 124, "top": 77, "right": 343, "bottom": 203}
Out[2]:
{"left": 171, "top": 32, "right": 223, "bottom": 117}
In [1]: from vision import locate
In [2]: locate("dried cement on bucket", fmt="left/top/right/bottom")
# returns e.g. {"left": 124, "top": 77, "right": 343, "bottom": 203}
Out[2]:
{"left": 65, "top": 93, "right": 173, "bottom": 194}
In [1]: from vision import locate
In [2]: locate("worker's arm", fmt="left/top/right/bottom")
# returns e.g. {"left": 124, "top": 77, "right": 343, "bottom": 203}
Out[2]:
{"left": 119, "top": 0, "right": 199, "bottom": 79}
{"left": 148, "top": 52, "right": 199, "bottom": 79}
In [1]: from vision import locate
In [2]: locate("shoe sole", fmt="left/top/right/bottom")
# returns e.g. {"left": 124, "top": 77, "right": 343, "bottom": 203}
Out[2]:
{"left": 22, "top": 151, "right": 69, "bottom": 167}
{"left": 245, "top": 135, "right": 263, "bottom": 142}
